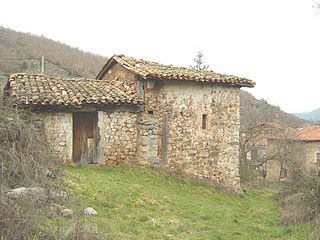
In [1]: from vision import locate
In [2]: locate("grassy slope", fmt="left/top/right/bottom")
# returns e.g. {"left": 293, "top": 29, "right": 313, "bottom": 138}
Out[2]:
{"left": 64, "top": 165, "right": 312, "bottom": 240}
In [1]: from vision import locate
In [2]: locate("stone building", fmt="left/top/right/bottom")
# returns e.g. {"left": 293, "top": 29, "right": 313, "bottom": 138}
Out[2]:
{"left": 247, "top": 125, "right": 320, "bottom": 180}
{"left": 5, "top": 55, "right": 255, "bottom": 191}
{"left": 265, "top": 126, "right": 320, "bottom": 180}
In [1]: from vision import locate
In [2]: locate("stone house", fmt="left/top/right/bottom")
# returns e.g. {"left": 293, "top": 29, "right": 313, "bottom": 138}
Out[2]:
{"left": 5, "top": 55, "right": 255, "bottom": 191}
{"left": 265, "top": 126, "right": 320, "bottom": 180}
{"left": 248, "top": 125, "right": 320, "bottom": 180}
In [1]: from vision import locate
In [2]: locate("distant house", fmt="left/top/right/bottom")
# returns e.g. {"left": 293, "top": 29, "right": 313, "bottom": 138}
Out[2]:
{"left": 249, "top": 125, "right": 320, "bottom": 180}
{"left": 4, "top": 55, "right": 255, "bottom": 192}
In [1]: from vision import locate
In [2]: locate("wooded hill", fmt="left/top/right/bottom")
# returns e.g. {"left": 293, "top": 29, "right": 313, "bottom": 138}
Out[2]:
{"left": 0, "top": 27, "right": 310, "bottom": 127}
{"left": 0, "top": 27, "right": 106, "bottom": 88}
{"left": 240, "top": 90, "right": 312, "bottom": 128}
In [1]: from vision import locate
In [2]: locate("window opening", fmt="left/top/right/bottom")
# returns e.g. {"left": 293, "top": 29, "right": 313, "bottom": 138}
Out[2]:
{"left": 202, "top": 114, "right": 207, "bottom": 129}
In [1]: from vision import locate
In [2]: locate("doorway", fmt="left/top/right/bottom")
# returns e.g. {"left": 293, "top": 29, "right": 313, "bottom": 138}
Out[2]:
{"left": 72, "top": 112, "right": 98, "bottom": 164}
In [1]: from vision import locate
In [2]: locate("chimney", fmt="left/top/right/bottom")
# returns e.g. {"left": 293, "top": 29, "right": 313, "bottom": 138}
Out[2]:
{"left": 40, "top": 56, "right": 45, "bottom": 74}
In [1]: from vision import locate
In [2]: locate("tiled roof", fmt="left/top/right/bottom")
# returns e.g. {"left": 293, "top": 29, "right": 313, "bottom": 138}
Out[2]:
{"left": 294, "top": 126, "right": 320, "bottom": 141}
{"left": 256, "top": 125, "right": 320, "bottom": 145}
{"left": 97, "top": 55, "right": 255, "bottom": 87}
{"left": 6, "top": 73, "right": 143, "bottom": 107}
{"left": 268, "top": 126, "right": 320, "bottom": 142}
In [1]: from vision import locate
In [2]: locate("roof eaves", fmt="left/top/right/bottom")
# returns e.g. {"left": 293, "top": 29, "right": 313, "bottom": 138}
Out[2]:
{"left": 96, "top": 56, "right": 116, "bottom": 80}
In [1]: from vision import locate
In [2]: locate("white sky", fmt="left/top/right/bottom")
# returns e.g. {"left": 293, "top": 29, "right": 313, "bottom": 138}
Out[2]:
{"left": 1, "top": 0, "right": 320, "bottom": 113}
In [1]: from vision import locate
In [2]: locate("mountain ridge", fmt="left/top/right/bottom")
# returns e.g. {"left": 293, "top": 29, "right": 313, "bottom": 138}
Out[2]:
{"left": 293, "top": 108, "right": 320, "bottom": 123}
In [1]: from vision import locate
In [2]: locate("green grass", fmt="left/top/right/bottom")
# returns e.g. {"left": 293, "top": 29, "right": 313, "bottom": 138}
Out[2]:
{"left": 63, "top": 165, "right": 312, "bottom": 240}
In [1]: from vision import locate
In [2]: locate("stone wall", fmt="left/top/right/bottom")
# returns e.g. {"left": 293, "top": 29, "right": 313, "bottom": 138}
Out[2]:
{"left": 99, "top": 110, "right": 139, "bottom": 165}
{"left": 101, "top": 63, "right": 136, "bottom": 86}
{"left": 42, "top": 112, "right": 73, "bottom": 162}
{"left": 141, "top": 79, "right": 241, "bottom": 192}
{"left": 41, "top": 109, "right": 140, "bottom": 165}
{"left": 304, "top": 141, "right": 320, "bottom": 170}
{"left": 138, "top": 120, "right": 160, "bottom": 165}
{"left": 266, "top": 140, "right": 320, "bottom": 180}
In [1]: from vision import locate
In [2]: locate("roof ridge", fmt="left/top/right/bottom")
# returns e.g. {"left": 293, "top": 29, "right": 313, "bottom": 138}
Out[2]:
{"left": 111, "top": 54, "right": 255, "bottom": 87}
{"left": 10, "top": 73, "right": 137, "bottom": 83}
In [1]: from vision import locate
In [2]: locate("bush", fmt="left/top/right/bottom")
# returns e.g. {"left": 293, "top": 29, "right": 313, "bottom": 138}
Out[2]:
{"left": 276, "top": 168, "right": 320, "bottom": 226}
{"left": 0, "top": 102, "right": 103, "bottom": 239}
{"left": 0, "top": 104, "right": 60, "bottom": 189}
{"left": 0, "top": 102, "right": 62, "bottom": 239}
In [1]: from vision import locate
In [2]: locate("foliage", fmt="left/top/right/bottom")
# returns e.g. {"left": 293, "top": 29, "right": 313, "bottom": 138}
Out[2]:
{"left": 64, "top": 165, "right": 312, "bottom": 239}
{"left": 0, "top": 27, "right": 107, "bottom": 81}
{"left": 276, "top": 168, "right": 320, "bottom": 226}
{"left": 0, "top": 103, "right": 101, "bottom": 239}
{"left": 190, "top": 51, "right": 209, "bottom": 70}
{"left": 0, "top": 102, "right": 55, "bottom": 239}
{"left": 239, "top": 90, "right": 311, "bottom": 183}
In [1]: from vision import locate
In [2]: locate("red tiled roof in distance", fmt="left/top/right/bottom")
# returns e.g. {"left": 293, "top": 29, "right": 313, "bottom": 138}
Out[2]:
{"left": 294, "top": 126, "right": 320, "bottom": 141}
{"left": 97, "top": 55, "right": 255, "bottom": 88}
{"left": 254, "top": 125, "right": 320, "bottom": 145}
{"left": 6, "top": 73, "right": 143, "bottom": 107}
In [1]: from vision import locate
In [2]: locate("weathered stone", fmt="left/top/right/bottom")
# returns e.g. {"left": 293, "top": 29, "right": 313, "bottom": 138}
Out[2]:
{"left": 142, "top": 152, "right": 156, "bottom": 159}
{"left": 141, "top": 136, "right": 148, "bottom": 146}
{"left": 48, "top": 190, "right": 68, "bottom": 200}
{"left": 61, "top": 208, "right": 73, "bottom": 218}
{"left": 149, "top": 135, "right": 157, "bottom": 139}
{"left": 43, "top": 168, "right": 55, "bottom": 178}
{"left": 150, "top": 157, "right": 160, "bottom": 165}
{"left": 141, "top": 125, "right": 155, "bottom": 130}
{"left": 83, "top": 207, "right": 98, "bottom": 215}
{"left": 143, "top": 121, "right": 157, "bottom": 125}
{"left": 6, "top": 187, "right": 46, "bottom": 200}
{"left": 138, "top": 160, "right": 149, "bottom": 166}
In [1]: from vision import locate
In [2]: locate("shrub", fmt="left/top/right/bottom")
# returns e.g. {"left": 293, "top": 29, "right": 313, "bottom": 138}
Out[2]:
{"left": 276, "top": 168, "right": 320, "bottom": 226}
{"left": 0, "top": 102, "right": 62, "bottom": 239}
{"left": 0, "top": 101, "right": 105, "bottom": 239}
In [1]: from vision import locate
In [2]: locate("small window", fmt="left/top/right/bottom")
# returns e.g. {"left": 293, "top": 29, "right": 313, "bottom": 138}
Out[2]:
{"left": 148, "top": 110, "right": 153, "bottom": 115}
{"left": 202, "top": 114, "right": 207, "bottom": 129}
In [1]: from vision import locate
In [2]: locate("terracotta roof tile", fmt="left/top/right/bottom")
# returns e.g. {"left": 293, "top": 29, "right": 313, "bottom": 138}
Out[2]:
{"left": 6, "top": 73, "right": 143, "bottom": 107}
{"left": 256, "top": 125, "right": 320, "bottom": 144}
{"left": 98, "top": 55, "right": 255, "bottom": 87}
{"left": 294, "top": 126, "right": 320, "bottom": 141}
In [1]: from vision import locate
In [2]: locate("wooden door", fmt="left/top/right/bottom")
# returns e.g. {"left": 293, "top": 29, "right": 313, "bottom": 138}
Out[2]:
{"left": 73, "top": 112, "right": 98, "bottom": 164}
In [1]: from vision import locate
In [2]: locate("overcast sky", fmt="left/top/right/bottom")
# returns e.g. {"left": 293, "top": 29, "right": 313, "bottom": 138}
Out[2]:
{"left": 1, "top": 0, "right": 320, "bottom": 113}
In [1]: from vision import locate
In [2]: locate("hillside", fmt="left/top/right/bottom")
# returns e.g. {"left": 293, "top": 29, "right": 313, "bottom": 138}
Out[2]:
{"left": 64, "top": 165, "right": 312, "bottom": 239}
{"left": 294, "top": 108, "right": 320, "bottom": 123}
{"left": 240, "top": 90, "right": 311, "bottom": 128}
{"left": 0, "top": 27, "right": 107, "bottom": 88}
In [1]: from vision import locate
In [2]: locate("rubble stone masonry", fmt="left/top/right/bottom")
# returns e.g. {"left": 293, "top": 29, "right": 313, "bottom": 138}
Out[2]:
{"left": 42, "top": 112, "right": 73, "bottom": 162}
{"left": 98, "top": 110, "right": 139, "bottom": 165}
{"left": 142, "top": 79, "right": 241, "bottom": 192}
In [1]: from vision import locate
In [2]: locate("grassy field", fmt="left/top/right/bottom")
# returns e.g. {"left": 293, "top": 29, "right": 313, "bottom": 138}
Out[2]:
{"left": 63, "top": 165, "right": 312, "bottom": 240}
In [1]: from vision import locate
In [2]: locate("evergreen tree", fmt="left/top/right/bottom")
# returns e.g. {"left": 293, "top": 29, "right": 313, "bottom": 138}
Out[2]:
{"left": 190, "top": 51, "right": 209, "bottom": 70}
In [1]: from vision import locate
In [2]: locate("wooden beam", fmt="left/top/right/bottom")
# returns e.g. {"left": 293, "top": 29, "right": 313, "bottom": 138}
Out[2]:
{"left": 162, "top": 112, "right": 168, "bottom": 164}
